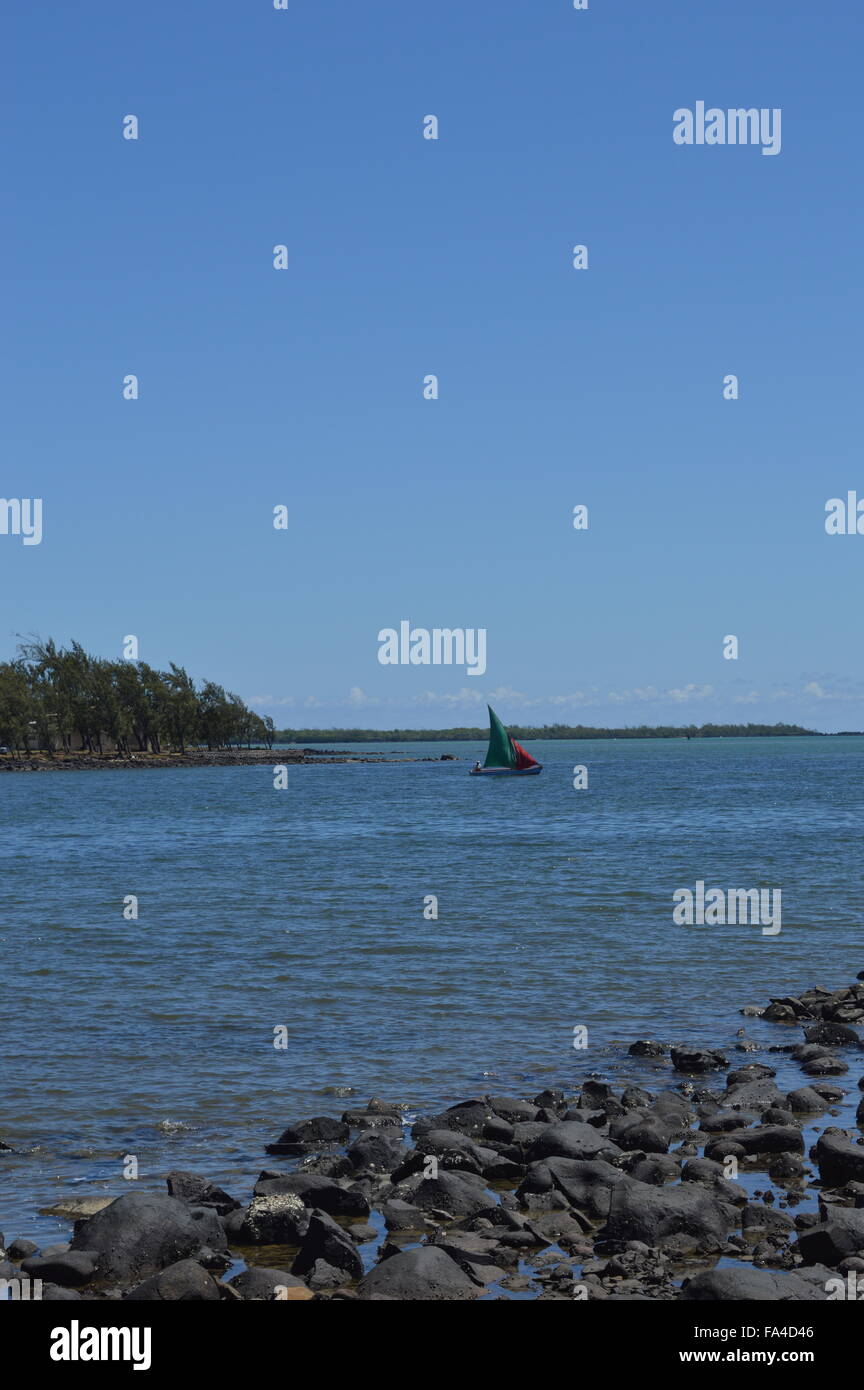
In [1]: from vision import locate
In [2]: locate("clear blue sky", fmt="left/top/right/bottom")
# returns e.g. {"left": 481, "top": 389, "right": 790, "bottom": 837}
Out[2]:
{"left": 3, "top": 0, "right": 862, "bottom": 730}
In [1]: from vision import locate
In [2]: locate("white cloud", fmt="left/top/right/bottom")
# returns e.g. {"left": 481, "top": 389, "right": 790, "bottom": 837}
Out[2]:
{"left": 248, "top": 693, "right": 295, "bottom": 709}
{"left": 667, "top": 683, "right": 714, "bottom": 703}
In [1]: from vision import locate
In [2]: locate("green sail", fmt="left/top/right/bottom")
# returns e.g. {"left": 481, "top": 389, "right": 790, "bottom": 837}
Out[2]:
{"left": 484, "top": 705, "right": 517, "bottom": 768}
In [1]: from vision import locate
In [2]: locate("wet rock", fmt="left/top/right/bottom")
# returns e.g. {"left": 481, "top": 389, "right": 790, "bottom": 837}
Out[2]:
{"left": 347, "top": 1134, "right": 405, "bottom": 1173}
{"left": 681, "top": 1159, "right": 747, "bottom": 1205}
{"left": 482, "top": 1116, "right": 516, "bottom": 1144}
{"left": 165, "top": 1172, "right": 239, "bottom": 1215}
{"left": 813, "top": 1129, "right": 864, "bottom": 1187}
{"left": 40, "top": 1283, "right": 82, "bottom": 1301}
{"left": 366, "top": 1097, "right": 403, "bottom": 1116}
{"left": 769, "top": 1151, "right": 807, "bottom": 1183}
{"left": 626, "top": 1156, "right": 680, "bottom": 1185}
{"left": 796, "top": 1210, "right": 864, "bottom": 1266}
{"left": 680, "top": 1268, "right": 827, "bottom": 1300}
{"left": 518, "top": 1157, "right": 625, "bottom": 1219}
{"left": 235, "top": 1193, "right": 308, "bottom": 1245}
{"left": 504, "top": 1121, "right": 553, "bottom": 1156}
{"left": 305, "top": 1258, "right": 351, "bottom": 1289}
{"left": 294, "top": 1154, "right": 353, "bottom": 1179}
{"left": 40, "top": 1197, "right": 113, "bottom": 1221}
{"left": 381, "top": 1199, "right": 429, "bottom": 1232}
{"left": 723, "top": 1079, "right": 784, "bottom": 1111}
{"left": 412, "top": 1102, "right": 493, "bottom": 1141}
{"left": 341, "top": 1110, "right": 402, "bottom": 1132}
{"left": 741, "top": 1203, "right": 794, "bottom": 1238}
{"left": 810, "top": 1081, "right": 846, "bottom": 1102}
{"left": 410, "top": 1171, "right": 491, "bottom": 1220}
{"left": 700, "top": 1109, "right": 759, "bottom": 1133}
{"left": 727, "top": 1064, "right": 776, "bottom": 1084}
{"left": 708, "top": 1125, "right": 805, "bottom": 1157}
{"left": 609, "top": 1112, "right": 673, "bottom": 1154}
{"left": 804, "top": 1022, "right": 860, "bottom": 1048}
{"left": 429, "top": 1231, "right": 508, "bottom": 1283}
{"left": 20, "top": 1250, "right": 97, "bottom": 1287}
{"left": 7, "top": 1238, "right": 38, "bottom": 1260}
{"left": 526, "top": 1121, "right": 623, "bottom": 1164}
{"left": 787, "top": 1086, "right": 829, "bottom": 1114}
{"left": 671, "top": 1048, "right": 728, "bottom": 1074}
{"left": 487, "top": 1097, "right": 540, "bottom": 1123}
{"left": 762, "top": 1107, "right": 798, "bottom": 1126}
{"left": 266, "top": 1117, "right": 350, "bottom": 1154}
{"left": 763, "top": 1002, "right": 798, "bottom": 1022}
{"left": 291, "top": 1210, "right": 363, "bottom": 1283}
{"left": 601, "top": 1177, "right": 737, "bottom": 1247}
{"left": 803, "top": 1056, "right": 849, "bottom": 1077}
{"left": 355, "top": 1246, "right": 478, "bottom": 1300}
{"left": 69, "top": 1193, "right": 226, "bottom": 1285}
{"left": 628, "top": 1040, "right": 667, "bottom": 1057}
{"left": 621, "top": 1087, "right": 654, "bottom": 1109}
{"left": 125, "top": 1258, "right": 221, "bottom": 1301}
{"left": 533, "top": 1089, "right": 567, "bottom": 1110}
{"left": 404, "top": 1129, "right": 488, "bottom": 1175}
{"left": 253, "top": 1173, "right": 370, "bottom": 1218}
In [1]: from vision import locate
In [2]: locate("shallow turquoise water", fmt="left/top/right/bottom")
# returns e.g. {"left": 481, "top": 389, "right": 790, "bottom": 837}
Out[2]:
{"left": 1, "top": 735, "right": 862, "bottom": 1244}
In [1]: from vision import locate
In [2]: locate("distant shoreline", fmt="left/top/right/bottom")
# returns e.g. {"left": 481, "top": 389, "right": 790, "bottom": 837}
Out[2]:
{"left": 0, "top": 749, "right": 459, "bottom": 773}
{"left": 273, "top": 723, "right": 856, "bottom": 743}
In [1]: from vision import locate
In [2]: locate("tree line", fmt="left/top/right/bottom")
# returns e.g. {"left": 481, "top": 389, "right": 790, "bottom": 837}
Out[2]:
{"left": 275, "top": 721, "right": 821, "bottom": 743}
{"left": 0, "top": 638, "right": 275, "bottom": 755}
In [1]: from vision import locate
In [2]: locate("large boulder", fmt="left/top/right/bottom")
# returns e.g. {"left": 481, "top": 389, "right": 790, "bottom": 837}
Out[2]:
{"left": 69, "top": 1193, "right": 225, "bottom": 1286}
{"left": 534, "top": 1158, "right": 628, "bottom": 1218}
{"left": 787, "top": 1087, "right": 831, "bottom": 1114}
{"left": 722, "top": 1078, "right": 785, "bottom": 1112}
{"left": 671, "top": 1048, "right": 728, "bottom": 1074}
{"left": 266, "top": 1117, "right": 349, "bottom": 1154}
{"left": 410, "top": 1171, "right": 491, "bottom": 1220}
{"left": 412, "top": 1103, "right": 494, "bottom": 1141}
{"left": 165, "top": 1172, "right": 239, "bottom": 1215}
{"left": 355, "top": 1246, "right": 478, "bottom": 1300}
{"left": 680, "top": 1268, "right": 828, "bottom": 1300}
{"left": 291, "top": 1210, "right": 363, "bottom": 1282}
{"left": 124, "top": 1259, "right": 221, "bottom": 1301}
{"left": 347, "top": 1134, "right": 405, "bottom": 1173}
{"left": 526, "top": 1122, "right": 622, "bottom": 1164}
{"left": 234, "top": 1193, "right": 307, "bottom": 1245}
{"left": 705, "top": 1125, "right": 804, "bottom": 1158}
{"left": 608, "top": 1112, "right": 672, "bottom": 1154}
{"left": 601, "top": 1177, "right": 736, "bottom": 1247}
{"left": 20, "top": 1251, "right": 97, "bottom": 1287}
{"left": 804, "top": 1022, "right": 860, "bottom": 1048}
{"left": 813, "top": 1129, "right": 864, "bottom": 1187}
{"left": 253, "top": 1173, "right": 369, "bottom": 1218}
{"left": 796, "top": 1210, "right": 864, "bottom": 1266}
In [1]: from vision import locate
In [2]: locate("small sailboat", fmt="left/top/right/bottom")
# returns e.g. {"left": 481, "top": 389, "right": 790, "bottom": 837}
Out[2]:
{"left": 469, "top": 706, "right": 542, "bottom": 776}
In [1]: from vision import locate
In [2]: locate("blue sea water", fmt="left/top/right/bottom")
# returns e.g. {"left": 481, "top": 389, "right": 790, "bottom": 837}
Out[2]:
{"left": 1, "top": 735, "right": 862, "bottom": 1248}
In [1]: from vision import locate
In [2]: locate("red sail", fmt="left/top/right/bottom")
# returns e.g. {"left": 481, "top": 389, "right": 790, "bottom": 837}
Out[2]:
{"left": 510, "top": 738, "right": 539, "bottom": 769}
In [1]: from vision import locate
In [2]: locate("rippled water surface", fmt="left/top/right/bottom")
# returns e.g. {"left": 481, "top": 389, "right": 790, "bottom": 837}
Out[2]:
{"left": 1, "top": 736, "right": 862, "bottom": 1243}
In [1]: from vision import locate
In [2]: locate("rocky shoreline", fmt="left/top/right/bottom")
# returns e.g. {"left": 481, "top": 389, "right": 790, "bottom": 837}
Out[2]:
{"left": 2, "top": 975, "right": 863, "bottom": 1302}
{"left": 0, "top": 749, "right": 459, "bottom": 773}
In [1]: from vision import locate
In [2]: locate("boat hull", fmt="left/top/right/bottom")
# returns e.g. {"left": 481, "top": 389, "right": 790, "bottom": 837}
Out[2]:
{"left": 469, "top": 765, "right": 543, "bottom": 776}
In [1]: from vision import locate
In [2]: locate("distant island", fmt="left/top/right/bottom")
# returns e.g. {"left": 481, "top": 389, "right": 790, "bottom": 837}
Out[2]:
{"left": 274, "top": 722, "right": 845, "bottom": 742}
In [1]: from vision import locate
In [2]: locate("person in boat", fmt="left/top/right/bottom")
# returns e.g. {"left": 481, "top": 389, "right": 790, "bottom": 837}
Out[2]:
{"left": 473, "top": 761, "right": 481, "bottom": 772}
